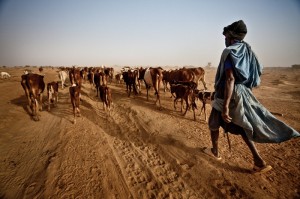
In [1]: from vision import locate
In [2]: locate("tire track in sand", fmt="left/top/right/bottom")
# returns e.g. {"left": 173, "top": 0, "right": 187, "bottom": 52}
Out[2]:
{"left": 83, "top": 86, "right": 205, "bottom": 199}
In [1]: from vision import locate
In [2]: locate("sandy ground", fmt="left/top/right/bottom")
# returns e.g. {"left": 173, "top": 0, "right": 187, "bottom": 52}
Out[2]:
{"left": 0, "top": 66, "right": 299, "bottom": 199}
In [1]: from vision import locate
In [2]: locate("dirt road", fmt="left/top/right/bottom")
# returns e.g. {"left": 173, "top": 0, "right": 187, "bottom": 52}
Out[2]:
{"left": 0, "top": 67, "right": 299, "bottom": 198}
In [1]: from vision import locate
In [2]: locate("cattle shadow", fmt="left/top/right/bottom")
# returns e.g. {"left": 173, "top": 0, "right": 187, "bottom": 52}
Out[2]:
{"left": 10, "top": 95, "right": 32, "bottom": 117}
{"left": 10, "top": 94, "right": 51, "bottom": 121}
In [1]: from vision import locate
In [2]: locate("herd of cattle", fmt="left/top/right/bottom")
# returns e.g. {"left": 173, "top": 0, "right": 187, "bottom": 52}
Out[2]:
{"left": 3, "top": 66, "right": 215, "bottom": 123}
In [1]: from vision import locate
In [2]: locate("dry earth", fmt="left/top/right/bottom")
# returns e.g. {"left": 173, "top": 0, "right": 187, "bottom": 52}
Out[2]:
{"left": 0, "top": 66, "right": 299, "bottom": 199}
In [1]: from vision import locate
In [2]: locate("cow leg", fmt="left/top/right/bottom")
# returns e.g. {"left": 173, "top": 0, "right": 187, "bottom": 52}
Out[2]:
{"left": 191, "top": 99, "right": 196, "bottom": 121}
{"left": 183, "top": 98, "right": 188, "bottom": 116}
{"left": 39, "top": 93, "right": 43, "bottom": 111}
{"left": 146, "top": 88, "right": 149, "bottom": 100}
{"left": 96, "top": 86, "right": 99, "bottom": 97}
{"left": 179, "top": 98, "right": 183, "bottom": 112}
{"left": 48, "top": 94, "right": 51, "bottom": 111}
{"left": 48, "top": 89, "right": 52, "bottom": 111}
{"left": 55, "top": 92, "right": 58, "bottom": 106}
{"left": 76, "top": 107, "right": 81, "bottom": 117}
{"left": 201, "top": 78, "right": 208, "bottom": 90}
{"left": 32, "top": 98, "right": 39, "bottom": 121}
{"left": 199, "top": 102, "right": 205, "bottom": 116}
{"left": 73, "top": 106, "right": 76, "bottom": 124}
{"left": 22, "top": 82, "right": 31, "bottom": 107}
{"left": 155, "top": 91, "right": 161, "bottom": 107}
{"left": 173, "top": 98, "right": 177, "bottom": 110}
{"left": 193, "top": 106, "right": 196, "bottom": 121}
{"left": 203, "top": 104, "right": 207, "bottom": 121}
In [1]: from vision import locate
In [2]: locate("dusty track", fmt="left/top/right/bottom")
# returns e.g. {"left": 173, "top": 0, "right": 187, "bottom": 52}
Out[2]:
{"left": 0, "top": 67, "right": 299, "bottom": 198}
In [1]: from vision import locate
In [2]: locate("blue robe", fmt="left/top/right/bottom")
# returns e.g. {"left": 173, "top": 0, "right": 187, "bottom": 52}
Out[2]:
{"left": 213, "top": 41, "right": 300, "bottom": 143}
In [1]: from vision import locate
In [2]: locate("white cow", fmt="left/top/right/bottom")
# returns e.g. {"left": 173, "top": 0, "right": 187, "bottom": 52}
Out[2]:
{"left": 58, "top": 70, "right": 68, "bottom": 89}
{"left": 1, "top": 72, "right": 11, "bottom": 79}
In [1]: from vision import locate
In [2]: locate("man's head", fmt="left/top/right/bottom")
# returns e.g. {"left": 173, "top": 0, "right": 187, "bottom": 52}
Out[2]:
{"left": 223, "top": 20, "right": 247, "bottom": 45}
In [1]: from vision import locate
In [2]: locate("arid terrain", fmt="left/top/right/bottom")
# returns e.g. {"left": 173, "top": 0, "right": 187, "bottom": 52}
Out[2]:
{"left": 0, "top": 66, "right": 299, "bottom": 199}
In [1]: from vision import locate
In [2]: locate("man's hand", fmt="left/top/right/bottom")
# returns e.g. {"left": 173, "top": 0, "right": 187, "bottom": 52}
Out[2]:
{"left": 222, "top": 106, "right": 232, "bottom": 123}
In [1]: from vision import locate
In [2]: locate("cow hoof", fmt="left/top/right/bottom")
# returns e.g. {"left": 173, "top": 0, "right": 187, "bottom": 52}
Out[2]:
{"left": 33, "top": 116, "right": 39, "bottom": 121}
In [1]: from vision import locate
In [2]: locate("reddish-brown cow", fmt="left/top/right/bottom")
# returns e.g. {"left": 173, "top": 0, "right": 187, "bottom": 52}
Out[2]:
{"left": 194, "top": 90, "right": 215, "bottom": 121}
{"left": 163, "top": 67, "right": 207, "bottom": 91}
{"left": 69, "top": 85, "right": 81, "bottom": 124}
{"left": 69, "top": 67, "right": 82, "bottom": 88}
{"left": 21, "top": 73, "right": 45, "bottom": 121}
{"left": 170, "top": 81, "right": 197, "bottom": 119}
{"left": 99, "top": 85, "right": 112, "bottom": 111}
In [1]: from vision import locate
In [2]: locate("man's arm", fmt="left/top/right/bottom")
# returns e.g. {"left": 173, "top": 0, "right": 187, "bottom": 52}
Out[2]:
{"left": 222, "top": 68, "right": 235, "bottom": 123}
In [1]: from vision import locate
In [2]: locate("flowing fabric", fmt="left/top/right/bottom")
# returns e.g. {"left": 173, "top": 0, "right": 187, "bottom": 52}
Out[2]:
{"left": 213, "top": 42, "right": 300, "bottom": 143}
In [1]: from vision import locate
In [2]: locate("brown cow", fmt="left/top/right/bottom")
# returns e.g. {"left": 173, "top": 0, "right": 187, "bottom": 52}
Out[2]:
{"left": 164, "top": 67, "right": 207, "bottom": 90}
{"left": 170, "top": 81, "right": 197, "bottom": 119}
{"left": 122, "top": 68, "right": 139, "bottom": 97}
{"left": 47, "top": 81, "right": 59, "bottom": 111}
{"left": 115, "top": 73, "right": 122, "bottom": 84}
{"left": 140, "top": 67, "right": 163, "bottom": 108}
{"left": 188, "top": 67, "right": 207, "bottom": 90}
{"left": 87, "top": 67, "right": 96, "bottom": 88}
{"left": 94, "top": 70, "right": 107, "bottom": 97}
{"left": 69, "top": 85, "right": 81, "bottom": 124}
{"left": 194, "top": 90, "right": 215, "bottom": 121}
{"left": 80, "top": 67, "right": 88, "bottom": 83}
{"left": 69, "top": 67, "right": 82, "bottom": 88}
{"left": 99, "top": 85, "right": 112, "bottom": 111}
{"left": 104, "top": 67, "right": 114, "bottom": 84}
{"left": 21, "top": 74, "right": 45, "bottom": 121}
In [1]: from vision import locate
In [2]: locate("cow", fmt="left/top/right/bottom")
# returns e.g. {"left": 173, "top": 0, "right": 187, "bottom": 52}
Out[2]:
{"left": 189, "top": 67, "right": 207, "bottom": 90}
{"left": 1, "top": 72, "right": 11, "bottom": 79}
{"left": 58, "top": 70, "right": 68, "bottom": 89}
{"left": 24, "top": 69, "right": 32, "bottom": 75}
{"left": 47, "top": 81, "right": 59, "bottom": 111}
{"left": 99, "top": 85, "right": 112, "bottom": 111}
{"left": 87, "top": 67, "right": 96, "bottom": 88}
{"left": 69, "top": 85, "right": 81, "bottom": 124}
{"left": 94, "top": 70, "right": 107, "bottom": 97}
{"left": 122, "top": 68, "right": 139, "bottom": 97}
{"left": 170, "top": 82, "right": 197, "bottom": 119}
{"left": 115, "top": 73, "right": 122, "bottom": 84}
{"left": 80, "top": 67, "right": 88, "bottom": 83}
{"left": 140, "top": 67, "right": 164, "bottom": 108}
{"left": 162, "top": 70, "right": 172, "bottom": 92}
{"left": 194, "top": 90, "right": 215, "bottom": 121}
{"left": 21, "top": 73, "right": 45, "bottom": 121}
{"left": 69, "top": 67, "right": 82, "bottom": 88}
{"left": 104, "top": 67, "right": 114, "bottom": 84}
{"left": 164, "top": 67, "right": 207, "bottom": 91}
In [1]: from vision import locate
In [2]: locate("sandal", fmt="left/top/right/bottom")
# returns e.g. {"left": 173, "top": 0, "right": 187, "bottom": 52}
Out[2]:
{"left": 203, "top": 147, "right": 222, "bottom": 161}
{"left": 251, "top": 165, "right": 272, "bottom": 174}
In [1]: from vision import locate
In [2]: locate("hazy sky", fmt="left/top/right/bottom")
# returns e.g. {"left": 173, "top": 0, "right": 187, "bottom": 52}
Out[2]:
{"left": 0, "top": 0, "right": 299, "bottom": 67}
